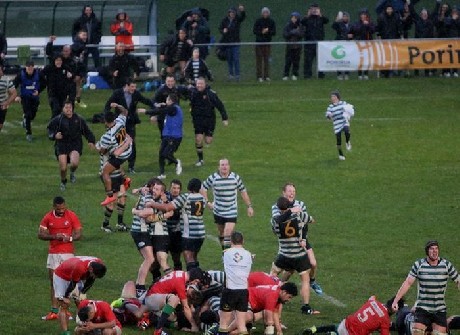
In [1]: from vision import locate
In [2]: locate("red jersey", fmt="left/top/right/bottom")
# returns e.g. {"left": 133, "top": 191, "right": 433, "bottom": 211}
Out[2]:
{"left": 40, "top": 209, "right": 82, "bottom": 254}
{"left": 147, "top": 271, "right": 187, "bottom": 300}
{"left": 54, "top": 256, "right": 103, "bottom": 282}
{"left": 248, "top": 285, "right": 280, "bottom": 313}
{"left": 345, "top": 296, "right": 391, "bottom": 335}
{"left": 248, "top": 272, "right": 281, "bottom": 287}
{"left": 78, "top": 300, "right": 122, "bottom": 329}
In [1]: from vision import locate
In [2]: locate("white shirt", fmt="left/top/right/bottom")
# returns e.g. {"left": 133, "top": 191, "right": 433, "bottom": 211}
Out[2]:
{"left": 223, "top": 246, "right": 252, "bottom": 290}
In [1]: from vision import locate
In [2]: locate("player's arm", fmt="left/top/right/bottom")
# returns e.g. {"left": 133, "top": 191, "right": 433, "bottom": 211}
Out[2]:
{"left": 209, "top": 91, "right": 228, "bottom": 121}
{"left": 80, "top": 118, "right": 96, "bottom": 145}
{"left": 2, "top": 86, "right": 17, "bottom": 109}
{"left": 240, "top": 190, "right": 254, "bottom": 217}
{"left": 181, "top": 298, "right": 199, "bottom": 331}
{"left": 38, "top": 225, "right": 67, "bottom": 241}
{"left": 112, "top": 103, "right": 128, "bottom": 117}
{"left": 273, "top": 306, "right": 283, "bottom": 335}
{"left": 112, "top": 134, "right": 132, "bottom": 157}
{"left": 264, "top": 309, "right": 276, "bottom": 335}
{"left": 133, "top": 202, "right": 175, "bottom": 215}
{"left": 136, "top": 91, "right": 155, "bottom": 108}
{"left": 392, "top": 275, "right": 416, "bottom": 310}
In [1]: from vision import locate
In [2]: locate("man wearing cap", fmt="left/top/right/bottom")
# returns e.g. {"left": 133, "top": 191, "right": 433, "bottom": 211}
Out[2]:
{"left": 218, "top": 5, "right": 246, "bottom": 81}
{"left": 392, "top": 241, "right": 460, "bottom": 335}
{"left": 253, "top": 7, "right": 276, "bottom": 82}
{"left": 301, "top": 3, "right": 329, "bottom": 79}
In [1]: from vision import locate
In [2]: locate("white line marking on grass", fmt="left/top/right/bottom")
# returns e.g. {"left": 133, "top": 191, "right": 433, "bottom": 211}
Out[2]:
{"left": 319, "top": 292, "right": 347, "bottom": 308}
{"left": 310, "top": 117, "right": 423, "bottom": 123}
{"left": 206, "top": 234, "right": 221, "bottom": 245}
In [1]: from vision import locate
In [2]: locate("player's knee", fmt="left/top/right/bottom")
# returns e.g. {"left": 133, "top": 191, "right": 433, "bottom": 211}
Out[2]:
{"left": 270, "top": 262, "right": 282, "bottom": 275}
{"left": 412, "top": 327, "right": 426, "bottom": 335}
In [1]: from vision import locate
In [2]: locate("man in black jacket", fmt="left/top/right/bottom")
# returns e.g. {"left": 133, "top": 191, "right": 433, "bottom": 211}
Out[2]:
{"left": 72, "top": 5, "right": 102, "bottom": 69}
{"left": 301, "top": 3, "right": 329, "bottom": 79}
{"left": 104, "top": 79, "right": 153, "bottom": 173}
{"left": 108, "top": 43, "right": 139, "bottom": 89}
{"left": 253, "top": 7, "right": 276, "bottom": 82}
{"left": 47, "top": 101, "right": 96, "bottom": 191}
{"left": 0, "top": 32, "right": 6, "bottom": 62}
{"left": 377, "top": 3, "right": 402, "bottom": 78}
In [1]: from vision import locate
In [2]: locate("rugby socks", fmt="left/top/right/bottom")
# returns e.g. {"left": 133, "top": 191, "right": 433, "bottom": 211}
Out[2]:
{"left": 338, "top": 148, "right": 344, "bottom": 156}
{"left": 163, "top": 267, "right": 172, "bottom": 275}
{"left": 173, "top": 261, "right": 182, "bottom": 270}
{"left": 106, "top": 190, "right": 114, "bottom": 197}
{"left": 223, "top": 236, "right": 231, "bottom": 250}
{"left": 218, "top": 328, "right": 229, "bottom": 335}
{"left": 196, "top": 144, "right": 204, "bottom": 161}
{"left": 61, "top": 178, "right": 67, "bottom": 185}
{"left": 157, "top": 303, "right": 175, "bottom": 329}
{"left": 103, "top": 207, "right": 113, "bottom": 225}
{"left": 51, "top": 307, "right": 59, "bottom": 314}
{"left": 117, "top": 203, "right": 125, "bottom": 224}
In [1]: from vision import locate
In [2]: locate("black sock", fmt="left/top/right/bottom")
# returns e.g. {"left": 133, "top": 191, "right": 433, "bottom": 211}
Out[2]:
{"left": 135, "top": 284, "right": 146, "bottom": 298}
{"left": 196, "top": 145, "right": 203, "bottom": 160}
{"left": 173, "top": 262, "right": 182, "bottom": 270}
{"left": 117, "top": 203, "right": 125, "bottom": 224}
{"left": 338, "top": 148, "right": 344, "bottom": 156}
{"left": 316, "top": 325, "right": 337, "bottom": 333}
{"left": 61, "top": 178, "right": 67, "bottom": 184}
{"left": 103, "top": 207, "right": 113, "bottom": 225}
{"left": 106, "top": 190, "right": 114, "bottom": 197}
{"left": 76, "top": 97, "right": 81, "bottom": 103}
{"left": 186, "top": 262, "right": 199, "bottom": 271}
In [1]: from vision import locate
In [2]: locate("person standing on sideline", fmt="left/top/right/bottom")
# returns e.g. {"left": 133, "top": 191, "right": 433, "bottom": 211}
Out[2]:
{"left": 332, "top": 11, "right": 352, "bottom": 80}
{"left": 219, "top": 231, "right": 252, "bottom": 335}
{"left": 39, "top": 196, "right": 82, "bottom": 321}
{"left": 72, "top": 5, "right": 102, "bottom": 69}
{"left": 71, "top": 29, "right": 89, "bottom": 108}
{"left": 0, "top": 63, "right": 18, "bottom": 133}
{"left": 111, "top": 10, "right": 134, "bottom": 53}
{"left": 271, "top": 182, "right": 323, "bottom": 295}
{"left": 201, "top": 158, "right": 254, "bottom": 250}
{"left": 301, "top": 3, "right": 329, "bottom": 79}
{"left": 325, "top": 91, "right": 354, "bottom": 160}
{"left": 108, "top": 43, "right": 139, "bottom": 89}
{"left": 283, "top": 12, "right": 304, "bottom": 81}
{"left": 219, "top": 5, "right": 246, "bottom": 81}
{"left": 184, "top": 47, "right": 213, "bottom": 85}
{"left": 392, "top": 240, "right": 460, "bottom": 335}
{"left": 253, "top": 7, "right": 276, "bottom": 82}
{"left": 13, "top": 60, "right": 45, "bottom": 142}
{"left": 140, "top": 93, "right": 183, "bottom": 179}
{"left": 188, "top": 77, "right": 228, "bottom": 166}
{"left": 104, "top": 79, "right": 153, "bottom": 174}
{"left": 47, "top": 101, "right": 96, "bottom": 191}
{"left": 349, "top": 9, "right": 376, "bottom": 79}
{"left": 270, "top": 196, "right": 319, "bottom": 315}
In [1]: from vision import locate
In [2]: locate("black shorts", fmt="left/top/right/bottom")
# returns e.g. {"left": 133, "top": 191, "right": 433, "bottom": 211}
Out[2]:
{"left": 220, "top": 288, "right": 248, "bottom": 312}
{"left": 182, "top": 238, "right": 204, "bottom": 252}
{"left": 450, "top": 316, "right": 460, "bottom": 329}
{"left": 99, "top": 175, "right": 123, "bottom": 193}
{"left": 108, "top": 156, "right": 126, "bottom": 170}
{"left": 214, "top": 215, "right": 237, "bottom": 226}
{"left": 168, "top": 230, "right": 182, "bottom": 253}
{"left": 413, "top": 308, "right": 447, "bottom": 328}
{"left": 274, "top": 253, "right": 311, "bottom": 274}
{"left": 152, "top": 235, "right": 170, "bottom": 253}
{"left": 132, "top": 231, "right": 153, "bottom": 250}
{"left": 0, "top": 107, "right": 7, "bottom": 124}
{"left": 193, "top": 117, "right": 215, "bottom": 137}
{"left": 55, "top": 141, "right": 83, "bottom": 157}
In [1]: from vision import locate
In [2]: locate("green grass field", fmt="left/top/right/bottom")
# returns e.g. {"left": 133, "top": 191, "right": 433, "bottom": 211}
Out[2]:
{"left": 0, "top": 76, "right": 459, "bottom": 335}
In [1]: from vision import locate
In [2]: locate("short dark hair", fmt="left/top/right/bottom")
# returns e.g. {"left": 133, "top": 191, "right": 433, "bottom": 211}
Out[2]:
{"left": 331, "top": 90, "right": 341, "bottom": 100}
{"left": 282, "top": 182, "right": 296, "bottom": 192}
{"left": 147, "top": 178, "right": 161, "bottom": 188}
{"left": 125, "top": 78, "right": 135, "bottom": 86}
{"left": 170, "top": 179, "right": 182, "bottom": 189}
{"left": 188, "top": 178, "right": 202, "bottom": 193}
{"left": 104, "top": 111, "right": 116, "bottom": 123}
{"left": 425, "top": 240, "right": 439, "bottom": 255}
{"left": 90, "top": 262, "right": 107, "bottom": 278}
{"left": 231, "top": 231, "right": 244, "bottom": 245}
{"left": 77, "top": 306, "right": 91, "bottom": 322}
{"left": 280, "top": 282, "right": 298, "bottom": 296}
{"left": 53, "top": 196, "right": 65, "bottom": 206}
{"left": 385, "top": 296, "right": 404, "bottom": 314}
{"left": 276, "top": 197, "right": 291, "bottom": 211}
{"left": 165, "top": 73, "right": 175, "bottom": 80}
{"left": 168, "top": 93, "right": 178, "bottom": 104}
{"left": 188, "top": 267, "right": 204, "bottom": 281}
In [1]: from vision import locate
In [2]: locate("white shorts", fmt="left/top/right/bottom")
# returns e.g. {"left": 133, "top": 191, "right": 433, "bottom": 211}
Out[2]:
{"left": 337, "top": 319, "right": 349, "bottom": 335}
{"left": 47, "top": 253, "right": 74, "bottom": 270}
{"left": 53, "top": 273, "right": 70, "bottom": 299}
{"left": 144, "top": 293, "right": 169, "bottom": 311}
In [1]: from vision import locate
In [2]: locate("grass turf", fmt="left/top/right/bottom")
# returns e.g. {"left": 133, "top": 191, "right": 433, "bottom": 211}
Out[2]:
{"left": 0, "top": 76, "right": 459, "bottom": 334}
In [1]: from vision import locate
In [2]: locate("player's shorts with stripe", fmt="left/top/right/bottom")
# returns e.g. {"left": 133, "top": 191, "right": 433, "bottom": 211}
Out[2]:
{"left": 182, "top": 238, "right": 204, "bottom": 252}
{"left": 46, "top": 253, "right": 74, "bottom": 270}
{"left": 414, "top": 307, "right": 447, "bottom": 328}
{"left": 214, "top": 214, "right": 237, "bottom": 225}
{"left": 274, "top": 253, "right": 311, "bottom": 274}
{"left": 220, "top": 288, "right": 248, "bottom": 312}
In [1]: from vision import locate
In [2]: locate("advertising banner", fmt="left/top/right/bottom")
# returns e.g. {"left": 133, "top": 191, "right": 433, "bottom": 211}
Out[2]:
{"left": 318, "top": 40, "right": 460, "bottom": 71}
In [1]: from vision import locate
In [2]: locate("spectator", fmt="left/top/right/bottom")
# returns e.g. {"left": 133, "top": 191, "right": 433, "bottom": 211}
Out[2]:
{"left": 434, "top": 1, "right": 451, "bottom": 76}
{"left": 253, "top": 7, "right": 276, "bottom": 82}
{"left": 111, "top": 9, "right": 134, "bottom": 53}
{"left": 182, "top": 8, "right": 211, "bottom": 59}
{"left": 375, "top": 0, "right": 419, "bottom": 16}
{"left": 72, "top": 5, "right": 102, "bottom": 69}
{"left": 409, "top": 3, "right": 435, "bottom": 76}
{"left": 301, "top": 3, "right": 329, "bottom": 79}
{"left": 0, "top": 31, "right": 6, "bottom": 62}
{"left": 108, "top": 43, "right": 139, "bottom": 89}
{"left": 349, "top": 8, "right": 376, "bottom": 79}
{"left": 332, "top": 11, "right": 352, "bottom": 80}
{"left": 71, "top": 30, "right": 88, "bottom": 108}
{"left": 282, "top": 12, "right": 304, "bottom": 81}
{"left": 159, "top": 29, "right": 193, "bottom": 81}
{"left": 446, "top": 7, "right": 460, "bottom": 77}
{"left": 184, "top": 48, "right": 213, "bottom": 85}
{"left": 13, "top": 60, "right": 46, "bottom": 142}
{"left": 376, "top": 2, "right": 402, "bottom": 78}
{"left": 400, "top": 2, "right": 414, "bottom": 38}
{"left": 219, "top": 5, "right": 246, "bottom": 81}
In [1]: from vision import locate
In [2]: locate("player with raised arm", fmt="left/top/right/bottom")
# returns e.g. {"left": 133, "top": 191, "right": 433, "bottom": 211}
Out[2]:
{"left": 270, "top": 196, "right": 318, "bottom": 315}
{"left": 98, "top": 103, "right": 133, "bottom": 206}
{"left": 133, "top": 178, "right": 206, "bottom": 271}
{"left": 201, "top": 159, "right": 254, "bottom": 250}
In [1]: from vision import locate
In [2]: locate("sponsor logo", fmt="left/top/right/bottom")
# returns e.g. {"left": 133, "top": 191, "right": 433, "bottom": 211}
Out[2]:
{"left": 233, "top": 252, "right": 243, "bottom": 263}
{"left": 332, "top": 45, "right": 346, "bottom": 59}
